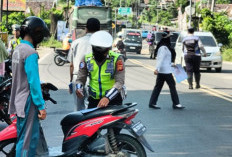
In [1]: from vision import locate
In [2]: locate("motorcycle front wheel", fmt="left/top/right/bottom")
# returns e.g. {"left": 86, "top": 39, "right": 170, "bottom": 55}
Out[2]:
{"left": 115, "top": 134, "right": 146, "bottom": 157}
{"left": 54, "top": 55, "right": 66, "bottom": 66}
{"left": 0, "top": 139, "right": 16, "bottom": 157}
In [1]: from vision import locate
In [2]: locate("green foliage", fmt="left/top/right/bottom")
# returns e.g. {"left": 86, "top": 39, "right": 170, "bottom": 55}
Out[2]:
{"left": 40, "top": 36, "right": 62, "bottom": 48}
{"left": 1, "top": 12, "right": 26, "bottom": 33}
{"left": 222, "top": 48, "right": 232, "bottom": 61}
{"left": 200, "top": 8, "right": 232, "bottom": 45}
{"left": 216, "top": 0, "right": 230, "bottom": 4}
{"left": 175, "top": 0, "right": 189, "bottom": 13}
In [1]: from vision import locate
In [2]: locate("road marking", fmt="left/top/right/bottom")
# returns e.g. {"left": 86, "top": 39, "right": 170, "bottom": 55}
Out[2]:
{"left": 128, "top": 59, "right": 232, "bottom": 103}
{"left": 39, "top": 51, "right": 52, "bottom": 63}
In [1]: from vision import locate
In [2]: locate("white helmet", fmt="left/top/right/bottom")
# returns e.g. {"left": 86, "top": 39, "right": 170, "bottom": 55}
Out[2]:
{"left": 90, "top": 31, "right": 113, "bottom": 48}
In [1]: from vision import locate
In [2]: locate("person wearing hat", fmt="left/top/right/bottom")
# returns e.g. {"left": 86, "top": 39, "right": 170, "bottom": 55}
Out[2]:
{"left": 68, "top": 18, "right": 100, "bottom": 111}
{"left": 8, "top": 24, "right": 21, "bottom": 56}
{"left": 149, "top": 31, "right": 184, "bottom": 109}
{"left": 182, "top": 27, "right": 206, "bottom": 89}
{"left": 75, "top": 30, "right": 125, "bottom": 109}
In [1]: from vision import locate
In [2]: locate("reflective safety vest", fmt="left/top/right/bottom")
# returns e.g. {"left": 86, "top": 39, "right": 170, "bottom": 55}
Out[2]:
{"left": 62, "top": 37, "right": 71, "bottom": 50}
{"left": 10, "top": 38, "right": 20, "bottom": 50}
{"left": 85, "top": 51, "right": 120, "bottom": 99}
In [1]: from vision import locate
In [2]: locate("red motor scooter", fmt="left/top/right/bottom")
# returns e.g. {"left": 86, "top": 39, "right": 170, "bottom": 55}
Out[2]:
{"left": 0, "top": 84, "right": 154, "bottom": 157}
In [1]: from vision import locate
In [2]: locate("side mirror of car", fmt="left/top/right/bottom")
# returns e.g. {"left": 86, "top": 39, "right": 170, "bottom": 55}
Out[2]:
{"left": 218, "top": 43, "right": 223, "bottom": 47}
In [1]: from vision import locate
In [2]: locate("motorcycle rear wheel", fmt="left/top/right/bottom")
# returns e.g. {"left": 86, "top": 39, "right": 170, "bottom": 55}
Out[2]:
{"left": 115, "top": 134, "right": 146, "bottom": 157}
{"left": 0, "top": 139, "right": 16, "bottom": 157}
{"left": 54, "top": 55, "right": 66, "bottom": 66}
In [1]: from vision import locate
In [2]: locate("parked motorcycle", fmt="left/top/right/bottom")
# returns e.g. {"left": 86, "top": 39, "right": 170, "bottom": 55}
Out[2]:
{"left": 0, "top": 84, "right": 154, "bottom": 156}
{"left": 0, "top": 78, "right": 12, "bottom": 125}
{"left": 51, "top": 47, "right": 70, "bottom": 66}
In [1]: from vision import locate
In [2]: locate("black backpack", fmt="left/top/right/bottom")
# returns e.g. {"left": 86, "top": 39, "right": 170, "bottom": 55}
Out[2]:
{"left": 116, "top": 40, "right": 125, "bottom": 49}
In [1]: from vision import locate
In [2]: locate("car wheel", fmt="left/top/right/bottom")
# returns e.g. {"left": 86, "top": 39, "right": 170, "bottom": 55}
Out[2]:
{"left": 215, "top": 67, "right": 222, "bottom": 72}
{"left": 136, "top": 50, "right": 141, "bottom": 54}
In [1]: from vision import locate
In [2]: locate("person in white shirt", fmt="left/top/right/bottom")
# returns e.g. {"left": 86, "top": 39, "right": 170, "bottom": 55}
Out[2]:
{"left": 68, "top": 18, "right": 100, "bottom": 111}
{"left": 149, "top": 31, "right": 185, "bottom": 109}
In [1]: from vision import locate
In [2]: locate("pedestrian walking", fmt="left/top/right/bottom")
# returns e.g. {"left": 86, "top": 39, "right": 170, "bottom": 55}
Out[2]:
{"left": 75, "top": 31, "right": 125, "bottom": 109}
{"left": 8, "top": 16, "right": 50, "bottom": 157}
{"left": 68, "top": 18, "right": 100, "bottom": 111}
{"left": 182, "top": 27, "right": 207, "bottom": 89}
{"left": 149, "top": 31, "right": 184, "bottom": 109}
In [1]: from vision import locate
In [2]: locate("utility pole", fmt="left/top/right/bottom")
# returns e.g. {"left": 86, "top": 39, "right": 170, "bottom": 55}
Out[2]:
{"left": 115, "top": 8, "right": 117, "bottom": 37}
{"left": 0, "top": 0, "right": 3, "bottom": 25}
{"left": 189, "top": 0, "right": 192, "bottom": 27}
{"left": 6, "top": 0, "right": 8, "bottom": 31}
{"left": 211, "top": 0, "right": 215, "bottom": 11}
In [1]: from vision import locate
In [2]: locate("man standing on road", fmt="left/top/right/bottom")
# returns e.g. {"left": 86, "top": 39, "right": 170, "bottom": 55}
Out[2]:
{"left": 68, "top": 18, "right": 100, "bottom": 111}
{"left": 75, "top": 31, "right": 125, "bottom": 109}
{"left": 9, "top": 16, "right": 50, "bottom": 157}
{"left": 182, "top": 27, "right": 206, "bottom": 89}
{"left": 8, "top": 24, "right": 21, "bottom": 56}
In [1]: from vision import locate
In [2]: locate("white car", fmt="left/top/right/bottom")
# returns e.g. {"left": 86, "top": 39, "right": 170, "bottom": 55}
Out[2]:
{"left": 175, "top": 31, "right": 223, "bottom": 72}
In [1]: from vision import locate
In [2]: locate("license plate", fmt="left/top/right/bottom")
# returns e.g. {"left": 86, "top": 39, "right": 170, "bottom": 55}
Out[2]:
{"left": 130, "top": 47, "right": 136, "bottom": 49}
{"left": 131, "top": 121, "right": 146, "bottom": 136}
{"left": 201, "top": 62, "right": 210, "bottom": 66}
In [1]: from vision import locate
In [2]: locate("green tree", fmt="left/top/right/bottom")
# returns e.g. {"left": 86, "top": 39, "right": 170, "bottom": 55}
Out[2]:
{"left": 201, "top": 8, "right": 232, "bottom": 45}
{"left": 1, "top": 12, "right": 26, "bottom": 33}
{"left": 216, "top": 0, "right": 230, "bottom": 4}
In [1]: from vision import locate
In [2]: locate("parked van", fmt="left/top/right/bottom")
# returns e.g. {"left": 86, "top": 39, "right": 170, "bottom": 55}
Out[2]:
{"left": 175, "top": 31, "right": 223, "bottom": 72}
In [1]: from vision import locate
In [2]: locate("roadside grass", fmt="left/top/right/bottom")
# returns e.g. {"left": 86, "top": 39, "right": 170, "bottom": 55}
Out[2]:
{"left": 40, "top": 36, "right": 62, "bottom": 48}
{"left": 222, "top": 48, "right": 232, "bottom": 62}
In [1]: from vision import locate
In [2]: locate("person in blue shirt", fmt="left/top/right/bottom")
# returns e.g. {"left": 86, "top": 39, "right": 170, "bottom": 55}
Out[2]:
{"left": 9, "top": 16, "right": 50, "bottom": 157}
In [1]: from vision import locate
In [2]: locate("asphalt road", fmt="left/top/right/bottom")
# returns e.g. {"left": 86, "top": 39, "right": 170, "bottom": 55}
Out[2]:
{"left": 1, "top": 47, "right": 232, "bottom": 157}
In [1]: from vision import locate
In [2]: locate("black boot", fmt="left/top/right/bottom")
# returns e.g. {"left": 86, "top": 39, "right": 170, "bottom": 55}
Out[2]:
{"left": 195, "top": 74, "right": 201, "bottom": 89}
{"left": 187, "top": 74, "right": 193, "bottom": 89}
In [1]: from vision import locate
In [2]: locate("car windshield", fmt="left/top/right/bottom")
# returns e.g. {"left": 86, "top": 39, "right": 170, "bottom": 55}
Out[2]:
{"left": 125, "top": 32, "right": 141, "bottom": 43}
{"left": 199, "top": 36, "right": 217, "bottom": 47}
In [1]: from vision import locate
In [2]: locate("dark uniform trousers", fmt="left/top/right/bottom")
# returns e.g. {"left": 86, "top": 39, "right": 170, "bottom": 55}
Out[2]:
{"left": 184, "top": 55, "right": 201, "bottom": 76}
{"left": 149, "top": 73, "right": 180, "bottom": 106}
{"left": 184, "top": 55, "right": 201, "bottom": 86}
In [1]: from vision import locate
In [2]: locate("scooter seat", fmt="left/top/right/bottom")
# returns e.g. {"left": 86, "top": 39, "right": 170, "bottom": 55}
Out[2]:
{"left": 60, "top": 104, "right": 136, "bottom": 136}
{"left": 61, "top": 105, "right": 126, "bottom": 127}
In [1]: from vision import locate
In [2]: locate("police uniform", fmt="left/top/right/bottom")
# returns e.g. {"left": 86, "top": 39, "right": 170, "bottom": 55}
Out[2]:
{"left": 182, "top": 35, "right": 206, "bottom": 89}
{"left": 8, "top": 38, "right": 21, "bottom": 55}
{"left": 75, "top": 50, "right": 125, "bottom": 108}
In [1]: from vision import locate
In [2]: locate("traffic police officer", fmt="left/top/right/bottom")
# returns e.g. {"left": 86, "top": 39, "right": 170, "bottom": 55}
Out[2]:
{"left": 8, "top": 24, "right": 21, "bottom": 56}
{"left": 75, "top": 31, "right": 125, "bottom": 108}
{"left": 182, "top": 27, "right": 206, "bottom": 89}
